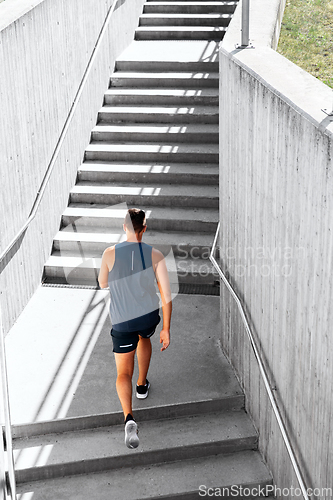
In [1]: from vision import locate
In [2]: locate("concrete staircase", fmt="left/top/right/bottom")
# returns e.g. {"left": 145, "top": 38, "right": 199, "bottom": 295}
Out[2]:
{"left": 42, "top": 0, "right": 240, "bottom": 293}
{"left": 25, "top": 2, "right": 274, "bottom": 498}
{"left": 14, "top": 399, "right": 273, "bottom": 499}
{"left": 136, "top": 0, "right": 237, "bottom": 40}
{"left": 7, "top": 291, "right": 274, "bottom": 499}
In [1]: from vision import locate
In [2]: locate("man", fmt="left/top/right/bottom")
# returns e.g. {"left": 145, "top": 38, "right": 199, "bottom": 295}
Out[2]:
{"left": 98, "top": 208, "right": 172, "bottom": 449}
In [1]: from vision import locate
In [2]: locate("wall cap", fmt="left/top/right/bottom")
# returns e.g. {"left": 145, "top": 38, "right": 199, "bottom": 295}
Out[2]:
{"left": 220, "top": 45, "right": 333, "bottom": 135}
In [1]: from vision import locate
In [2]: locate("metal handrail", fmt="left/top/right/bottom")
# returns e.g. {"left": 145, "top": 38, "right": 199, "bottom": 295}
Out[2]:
{"left": 0, "top": 0, "right": 120, "bottom": 266}
{"left": 0, "top": 1, "right": 121, "bottom": 497}
{"left": 209, "top": 222, "right": 310, "bottom": 500}
{"left": 0, "top": 308, "right": 16, "bottom": 500}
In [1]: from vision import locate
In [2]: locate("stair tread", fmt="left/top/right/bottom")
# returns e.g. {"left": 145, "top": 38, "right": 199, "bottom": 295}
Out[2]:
{"left": 78, "top": 161, "right": 218, "bottom": 175}
{"left": 147, "top": 0, "right": 237, "bottom": 2}
{"left": 117, "top": 39, "right": 219, "bottom": 62}
{"left": 112, "top": 71, "right": 218, "bottom": 78}
{"left": 63, "top": 203, "right": 219, "bottom": 219}
{"left": 136, "top": 25, "right": 227, "bottom": 30}
{"left": 146, "top": 1, "right": 237, "bottom": 5}
{"left": 99, "top": 104, "right": 218, "bottom": 113}
{"left": 44, "top": 252, "right": 217, "bottom": 286}
{"left": 92, "top": 123, "right": 218, "bottom": 133}
{"left": 91, "top": 125, "right": 219, "bottom": 143}
{"left": 85, "top": 144, "right": 218, "bottom": 162}
{"left": 45, "top": 253, "right": 214, "bottom": 269}
{"left": 139, "top": 14, "right": 231, "bottom": 27}
{"left": 140, "top": 13, "right": 232, "bottom": 17}
{"left": 70, "top": 182, "right": 218, "bottom": 196}
{"left": 17, "top": 450, "right": 272, "bottom": 499}
{"left": 104, "top": 88, "right": 219, "bottom": 104}
{"left": 110, "top": 72, "right": 219, "bottom": 87}
{"left": 62, "top": 204, "right": 219, "bottom": 222}
{"left": 14, "top": 410, "right": 256, "bottom": 471}
{"left": 105, "top": 88, "right": 219, "bottom": 96}
{"left": 86, "top": 143, "right": 218, "bottom": 153}
{"left": 54, "top": 229, "right": 215, "bottom": 248}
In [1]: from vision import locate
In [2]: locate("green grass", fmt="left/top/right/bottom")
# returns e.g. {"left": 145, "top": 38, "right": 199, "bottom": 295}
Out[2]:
{"left": 277, "top": 0, "right": 333, "bottom": 88}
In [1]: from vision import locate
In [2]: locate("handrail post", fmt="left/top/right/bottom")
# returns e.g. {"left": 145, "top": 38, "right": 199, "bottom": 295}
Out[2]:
{"left": 241, "top": 0, "right": 250, "bottom": 47}
{"left": 322, "top": 90, "right": 333, "bottom": 116}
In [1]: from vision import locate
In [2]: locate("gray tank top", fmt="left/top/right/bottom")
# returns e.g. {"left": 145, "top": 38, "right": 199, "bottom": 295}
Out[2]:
{"left": 108, "top": 241, "right": 160, "bottom": 332}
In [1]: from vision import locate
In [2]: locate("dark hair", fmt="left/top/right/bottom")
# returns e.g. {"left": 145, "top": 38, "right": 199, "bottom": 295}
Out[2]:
{"left": 124, "top": 208, "right": 146, "bottom": 233}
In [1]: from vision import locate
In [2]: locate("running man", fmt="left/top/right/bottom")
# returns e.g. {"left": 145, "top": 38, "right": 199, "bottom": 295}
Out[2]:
{"left": 98, "top": 208, "right": 172, "bottom": 449}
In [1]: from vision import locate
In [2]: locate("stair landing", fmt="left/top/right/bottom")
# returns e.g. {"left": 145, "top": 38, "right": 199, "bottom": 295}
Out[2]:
{"left": 6, "top": 287, "right": 241, "bottom": 426}
{"left": 116, "top": 39, "right": 220, "bottom": 64}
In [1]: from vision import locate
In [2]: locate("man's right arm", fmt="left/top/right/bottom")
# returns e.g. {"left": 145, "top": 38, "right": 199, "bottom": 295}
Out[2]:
{"left": 98, "top": 246, "right": 115, "bottom": 288}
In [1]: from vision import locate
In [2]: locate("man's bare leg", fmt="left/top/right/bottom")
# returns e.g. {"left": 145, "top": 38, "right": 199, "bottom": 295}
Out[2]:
{"left": 114, "top": 350, "right": 136, "bottom": 419}
{"left": 136, "top": 336, "right": 152, "bottom": 386}
{"left": 114, "top": 350, "right": 139, "bottom": 449}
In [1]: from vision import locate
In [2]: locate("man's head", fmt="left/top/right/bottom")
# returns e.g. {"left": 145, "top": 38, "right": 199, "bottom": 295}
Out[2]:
{"left": 124, "top": 208, "right": 147, "bottom": 234}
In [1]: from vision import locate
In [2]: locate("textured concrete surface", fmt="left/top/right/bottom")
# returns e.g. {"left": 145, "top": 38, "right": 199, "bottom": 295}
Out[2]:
{"left": 14, "top": 410, "right": 256, "bottom": 472}
{"left": 219, "top": 0, "right": 333, "bottom": 493}
{"left": 17, "top": 450, "right": 272, "bottom": 500}
{"left": 0, "top": 0, "right": 146, "bottom": 333}
{"left": 117, "top": 40, "right": 220, "bottom": 64}
{"left": 5, "top": 286, "right": 241, "bottom": 426}
{"left": 43, "top": 38, "right": 220, "bottom": 290}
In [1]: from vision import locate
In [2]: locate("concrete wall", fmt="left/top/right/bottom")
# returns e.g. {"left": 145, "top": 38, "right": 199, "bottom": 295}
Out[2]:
{"left": 219, "top": 0, "right": 333, "bottom": 496}
{"left": 0, "top": 0, "right": 144, "bottom": 333}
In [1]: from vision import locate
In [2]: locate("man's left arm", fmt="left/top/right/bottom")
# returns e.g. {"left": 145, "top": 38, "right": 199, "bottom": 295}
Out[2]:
{"left": 153, "top": 249, "right": 172, "bottom": 351}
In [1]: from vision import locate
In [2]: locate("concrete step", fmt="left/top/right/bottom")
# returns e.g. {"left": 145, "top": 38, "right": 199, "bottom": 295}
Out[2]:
{"left": 84, "top": 142, "right": 219, "bottom": 163}
{"left": 61, "top": 205, "right": 219, "bottom": 233}
{"left": 143, "top": 1, "right": 238, "bottom": 14}
{"left": 52, "top": 228, "right": 215, "bottom": 258}
{"left": 135, "top": 26, "right": 227, "bottom": 40}
{"left": 139, "top": 13, "right": 232, "bottom": 26}
{"left": 146, "top": 0, "right": 237, "bottom": 3}
{"left": 17, "top": 451, "right": 272, "bottom": 499}
{"left": 146, "top": 0, "right": 237, "bottom": 2}
{"left": 110, "top": 71, "right": 219, "bottom": 88}
{"left": 115, "top": 40, "right": 219, "bottom": 70}
{"left": 104, "top": 88, "right": 219, "bottom": 105}
{"left": 14, "top": 409, "right": 258, "bottom": 483}
{"left": 115, "top": 59, "right": 218, "bottom": 72}
{"left": 91, "top": 123, "right": 219, "bottom": 143}
{"left": 43, "top": 253, "right": 217, "bottom": 286}
{"left": 77, "top": 161, "right": 219, "bottom": 184}
{"left": 146, "top": 0, "right": 236, "bottom": 2}
{"left": 69, "top": 182, "right": 219, "bottom": 207}
{"left": 97, "top": 105, "right": 218, "bottom": 124}
{"left": 12, "top": 396, "right": 245, "bottom": 439}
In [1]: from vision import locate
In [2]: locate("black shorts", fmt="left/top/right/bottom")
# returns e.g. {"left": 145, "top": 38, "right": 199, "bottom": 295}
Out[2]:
{"left": 111, "top": 324, "right": 158, "bottom": 354}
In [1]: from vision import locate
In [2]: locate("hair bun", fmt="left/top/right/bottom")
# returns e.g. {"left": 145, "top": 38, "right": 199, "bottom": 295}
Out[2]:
{"left": 125, "top": 208, "right": 146, "bottom": 233}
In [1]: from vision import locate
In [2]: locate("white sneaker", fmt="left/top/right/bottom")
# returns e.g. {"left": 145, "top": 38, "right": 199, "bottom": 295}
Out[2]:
{"left": 125, "top": 420, "right": 139, "bottom": 449}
